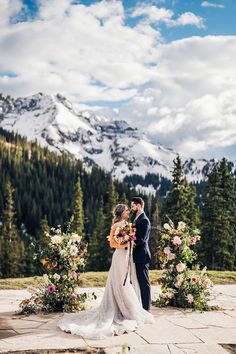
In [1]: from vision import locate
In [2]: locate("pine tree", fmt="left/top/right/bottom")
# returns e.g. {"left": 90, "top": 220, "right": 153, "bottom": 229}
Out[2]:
{"left": 0, "top": 181, "right": 24, "bottom": 277}
{"left": 70, "top": 176, "right": 85, "bottom": 237}
{"left": 35, "top": 216, "right": 51, "bottom": 274}
{"left": 149, "top": 201, "right": 161, "bottom": 269}
{"left": 102, "top": 179, "right": 118, "bottom": 270}
{"left": 161, "top": 156, "right": 199, "bottom": 229}
{"left": 19, "top": 224, "right": 35, "bottom": 276}
{"left": 87, "top": 201, "right": 106, "bottom": 271}
{"left": 201, "top": 159, "right": 236, "bottom": 270}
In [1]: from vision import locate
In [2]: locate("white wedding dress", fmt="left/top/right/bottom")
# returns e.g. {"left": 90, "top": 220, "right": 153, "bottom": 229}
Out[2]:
{"left": 57, "top": 245, "right": 154, "bottom": 339}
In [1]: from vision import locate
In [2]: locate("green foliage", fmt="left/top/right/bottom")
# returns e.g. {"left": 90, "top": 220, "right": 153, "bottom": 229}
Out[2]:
{"left": 70, "top": 176, "right": 85, "bottom": 237}
{"left": 87, "top": 201, "right": 106, "bottom": 270}
{"left": 0, "top": 181, "right": 25, "bottom": 277}
{"left": 161, "top": 156, "right": 200, "bottom": 230}
{"left": 201, "top": 158, "right": 236, "bottom": 270}
{"left": 0, "top": 128, "right": 137, "bottom": 275}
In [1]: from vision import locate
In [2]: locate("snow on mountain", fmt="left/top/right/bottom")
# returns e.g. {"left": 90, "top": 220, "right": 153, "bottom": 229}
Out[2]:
{"left": 0, "top": 92, "right": 229, "bottom": 182}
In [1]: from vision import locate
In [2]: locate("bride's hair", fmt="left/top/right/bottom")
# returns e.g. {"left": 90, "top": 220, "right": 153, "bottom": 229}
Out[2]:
{"left": 112, "top": 204, "right": 127, "bottom": 223}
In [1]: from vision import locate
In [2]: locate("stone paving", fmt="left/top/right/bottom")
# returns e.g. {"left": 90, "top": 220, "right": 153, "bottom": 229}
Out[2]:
{"left": 0, "top": 285, "right": 236, "bottom": 353}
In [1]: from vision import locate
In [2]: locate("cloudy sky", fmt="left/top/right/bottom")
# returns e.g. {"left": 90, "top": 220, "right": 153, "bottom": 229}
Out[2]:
{"left": 0, "top": 0, "right": 236, "bottom": 160}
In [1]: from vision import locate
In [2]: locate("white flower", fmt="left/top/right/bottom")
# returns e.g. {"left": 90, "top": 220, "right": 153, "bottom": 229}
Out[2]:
{"left": 166, "top": 291, "right": 174, "bottom": 299}
{"left": 203, "top": 278, "right": 212, "bottom": 288}
{"left": 62, "top": 275, "right": 68, "bottom": 280}
{"left": 71, "top": 233, "right": 81, "bottom": 243}
{"left": 53, "top": 273, "right": 60, "bottom": 281}
{"left": 124, "top": 235, "right": 129, "bottom": 242}
{"left": 201, "top": 266, "right": 207, "bottom": 276}
{"left": 70, "top": 245, "right": 78, "bottom": 256}
{"left": 114, "top": 227, "right": 121, "bottom": 236}
{"left": 43, "top": 274, "right": 49, "bottom": 285}
{"left": 175, "top": 281, "right": 181, "bottom": 288}
{"left": 177, "top": 221, "right": 186, "bottom": 231}
{"left": 51, "top": 235, "right": 63, "bottom": 244}
{"left": 164, "top": 246, "right": 171, "bottom": 255}
{"left": 167, "top": 252, "right": 175, "bottom": 260}
{"left": 163, "top": 223, "right": 172, "bottom": 231}
{"left": 186, "top": 294, "right": 194, "bottom": 303}
{"left": 176, "top": 262, "right": 186, "bottom": 272}
{"left": 60, "top": 249, "right": 67, "bottom": 257}
{"left": 80, "top": 257, "right": 85, "bottom": 266}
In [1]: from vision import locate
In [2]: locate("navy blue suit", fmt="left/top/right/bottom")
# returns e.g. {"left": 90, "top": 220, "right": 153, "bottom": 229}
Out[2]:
{"left": 132, "top": 212, "right": 151, "bottom": 311}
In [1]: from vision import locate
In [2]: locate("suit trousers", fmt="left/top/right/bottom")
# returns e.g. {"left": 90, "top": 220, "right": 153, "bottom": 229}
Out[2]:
{"left": 135, "top": 262, "right": 151, "bottom": 311}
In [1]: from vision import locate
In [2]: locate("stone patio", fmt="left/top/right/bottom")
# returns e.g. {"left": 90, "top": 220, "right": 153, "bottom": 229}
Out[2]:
{"left": 0, "top": 285, "right": 236, "bottom": 353}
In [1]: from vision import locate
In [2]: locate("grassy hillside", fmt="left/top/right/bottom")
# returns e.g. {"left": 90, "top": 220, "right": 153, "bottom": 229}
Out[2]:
{"left": 0, "top": 270, "right": 236, "bottom": 289}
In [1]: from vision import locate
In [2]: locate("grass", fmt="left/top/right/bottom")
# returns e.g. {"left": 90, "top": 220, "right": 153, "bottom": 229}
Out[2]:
{"left": 0, "top": 270, "right": 236, "bottom": 289}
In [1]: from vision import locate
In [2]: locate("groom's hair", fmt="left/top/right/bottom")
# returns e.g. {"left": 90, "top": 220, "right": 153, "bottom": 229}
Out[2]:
{"left": 131, "top": 197, "right": 145, "bottom": 208}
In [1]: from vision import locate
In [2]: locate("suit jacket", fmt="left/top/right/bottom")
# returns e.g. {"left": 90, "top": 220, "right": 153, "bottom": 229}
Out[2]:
{"left": 132, "top": 212, "right": 151, "bottom": 264}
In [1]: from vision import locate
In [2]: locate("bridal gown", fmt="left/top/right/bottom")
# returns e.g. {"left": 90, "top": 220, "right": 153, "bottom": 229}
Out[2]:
{"left": 57, "top": 241, "right": 154, "bottom": 339}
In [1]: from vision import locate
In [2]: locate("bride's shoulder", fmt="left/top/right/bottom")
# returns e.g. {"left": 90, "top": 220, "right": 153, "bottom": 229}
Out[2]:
{"left": 111, "top": 221, "right": 125, "bottom": 229}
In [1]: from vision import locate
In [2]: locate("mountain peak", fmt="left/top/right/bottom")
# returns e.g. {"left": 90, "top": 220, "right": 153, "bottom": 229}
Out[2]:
{"left": 0, "top": 92, "right": 223, "bottom": 182}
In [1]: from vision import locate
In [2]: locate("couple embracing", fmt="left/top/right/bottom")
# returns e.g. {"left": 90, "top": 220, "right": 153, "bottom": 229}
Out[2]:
{"left": 58, "top": 197, "right": 154, "bottom": 339}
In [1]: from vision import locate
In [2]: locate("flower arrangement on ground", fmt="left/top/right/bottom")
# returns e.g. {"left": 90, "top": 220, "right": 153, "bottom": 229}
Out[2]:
{"left": 19, "top": 225, "right": 95, "bottom": 314}
{"left": 153, "top": 219, "right": 213, "bottom": 311}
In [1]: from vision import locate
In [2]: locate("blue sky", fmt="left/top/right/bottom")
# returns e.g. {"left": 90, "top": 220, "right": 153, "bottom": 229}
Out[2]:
{"left": 20, "top": 0, "right": 236, "bottom": 40}
{"left": 0, "top": 0, "right": 236, "bottom": 160}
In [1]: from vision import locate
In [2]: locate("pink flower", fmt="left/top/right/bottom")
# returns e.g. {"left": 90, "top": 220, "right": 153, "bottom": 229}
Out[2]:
{"left": 190, "top": 237, "right": 197, "bottom": 245}
{"left": 47, "top": 284, "right": 56, "bottom": 293}
{"left": 172, "top": 236, "right": 182, "bottom": 246}
{"left": 72, "top": 271, "right": 78, "bottom": 280}
{"left": 186, "top": 294, "right": 194, "bottom": 303}
{"left": 70, "top": 245, "right": 78, "bottom": 256}
{"left": 176, "top": 262, "right": 186, "bottom": 272}
{"left": 70, "top": 294, "right": 77, "bottom": 302}
{"left": 190, "top": 276, "right": 198, "bottom": 284}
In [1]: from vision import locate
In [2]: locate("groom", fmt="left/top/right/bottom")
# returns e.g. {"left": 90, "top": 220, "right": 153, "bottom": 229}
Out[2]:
{"left": 131, "top": 197, "right": 151, "bottom": 311}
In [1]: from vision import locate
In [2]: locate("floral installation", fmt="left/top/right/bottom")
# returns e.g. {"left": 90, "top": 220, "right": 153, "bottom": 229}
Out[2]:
{"left": 19, "top": 225, "right": 96, "bottom": 314}
{"left": 153, "top": 219, "right": 213, "bottom": 311}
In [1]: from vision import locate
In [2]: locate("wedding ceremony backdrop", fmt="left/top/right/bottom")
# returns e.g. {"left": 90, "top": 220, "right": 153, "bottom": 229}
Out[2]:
{"left": 0, "top": 127, "right": 236, "bottom": 279}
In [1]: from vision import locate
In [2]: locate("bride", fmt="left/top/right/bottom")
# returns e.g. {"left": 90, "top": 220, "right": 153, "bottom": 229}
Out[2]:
{"left": 57, "top": 204, "right": 154, "bottom": 339}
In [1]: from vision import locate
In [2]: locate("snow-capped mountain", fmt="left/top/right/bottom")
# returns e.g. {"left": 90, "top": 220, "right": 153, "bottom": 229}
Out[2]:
{"left": 0, "top": 92, "right": 230, "bottom": 182}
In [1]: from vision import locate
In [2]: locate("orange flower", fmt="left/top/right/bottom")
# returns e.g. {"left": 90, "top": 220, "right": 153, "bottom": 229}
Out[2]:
{"left": 40, "top": 258, "right": 49, "bottom": 266}
{"left": 20, "top": 298, "right": 30, "bottom": 306}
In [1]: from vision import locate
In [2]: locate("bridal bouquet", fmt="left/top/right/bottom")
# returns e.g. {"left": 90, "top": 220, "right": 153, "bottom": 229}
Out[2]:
{"left": 113, "top": 222, "right": 136, "bottom": 245}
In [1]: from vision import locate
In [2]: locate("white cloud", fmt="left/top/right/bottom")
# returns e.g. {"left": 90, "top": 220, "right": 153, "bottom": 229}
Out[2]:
{"left": 131, "top": 5, "right": 174, "bottom": 24}
{"left": 131, "top": 4, "right": 205, "bottom": 29}
{"left": 0, "top": 0, "right": 160, "bottom": 101}
{"left": 0, "top": 0, "right": 23, "bottom": 27}
{"left": 1, "top": 0, "right": 236, "bottom": 160}
{"left": 201, "top": 1, "right": 224, "bottom": 9}
{"left": 112, "top": 36, "right": 236, "bottom": 159}
{"left": 172, "top": 12, "right": 205, "bottom": 29}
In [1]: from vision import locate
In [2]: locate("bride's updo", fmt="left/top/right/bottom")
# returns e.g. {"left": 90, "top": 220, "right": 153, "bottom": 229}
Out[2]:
{"left": 112, "top": 204, "right": 127, "bottom": 223}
